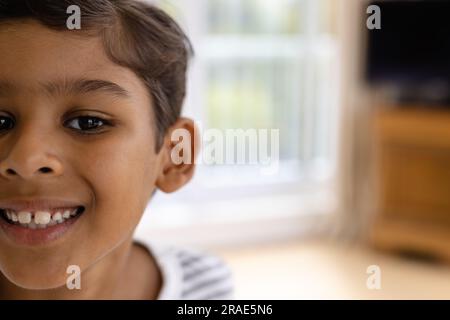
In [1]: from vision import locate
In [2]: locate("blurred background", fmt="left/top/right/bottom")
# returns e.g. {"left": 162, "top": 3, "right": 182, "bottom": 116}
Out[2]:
{"left": 135, "top": 0, "right": 450, "bottom": 299}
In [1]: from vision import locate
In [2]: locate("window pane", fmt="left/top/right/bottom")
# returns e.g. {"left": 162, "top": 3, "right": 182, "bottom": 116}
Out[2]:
{"left": 207, "top": 0, "right": 305, "bottom": 34}
{"left": 206, "top": 57, "right": 303, "bottom": 160}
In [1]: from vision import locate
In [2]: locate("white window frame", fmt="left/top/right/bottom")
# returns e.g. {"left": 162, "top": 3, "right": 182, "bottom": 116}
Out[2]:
{"left": 135, "top": 0, "right": 343, "bottom": 248}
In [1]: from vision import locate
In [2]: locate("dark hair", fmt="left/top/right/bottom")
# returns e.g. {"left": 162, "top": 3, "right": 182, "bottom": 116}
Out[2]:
{"left": 0, "top": 0, "right": 194, "bottom": 151}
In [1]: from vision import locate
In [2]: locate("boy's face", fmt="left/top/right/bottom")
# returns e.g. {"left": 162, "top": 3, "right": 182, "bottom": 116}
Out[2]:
{"left": 0, "top": 21, "right": 169, "bottom": 289}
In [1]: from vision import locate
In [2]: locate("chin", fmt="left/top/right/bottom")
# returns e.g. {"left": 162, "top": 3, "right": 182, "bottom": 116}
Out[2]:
{"left": 11, "top": 277, "right": 66, "bottom": 291}
{"left": 1, "top": 263, "right": 71, "bottom": 290}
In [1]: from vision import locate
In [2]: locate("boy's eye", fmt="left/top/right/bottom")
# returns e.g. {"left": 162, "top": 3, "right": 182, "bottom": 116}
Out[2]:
{"left": 0, "top": 116, "right": 15, "bottom": 131}
{"left": 0, "top": 115, "right": 111, "bottom": 134}
{"left": 64, "top": 116, "right": 109, "bottom": 133}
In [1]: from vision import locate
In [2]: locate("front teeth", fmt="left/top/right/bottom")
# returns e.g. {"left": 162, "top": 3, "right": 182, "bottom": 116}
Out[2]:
{"left": 18, "top": 211, "right": 32, "bottom": 224}
{"left": 34, "top": 211, "right": 51, "bottom": 225}
{"left": 3, "top": 208, "right": 79, "bottom": 229}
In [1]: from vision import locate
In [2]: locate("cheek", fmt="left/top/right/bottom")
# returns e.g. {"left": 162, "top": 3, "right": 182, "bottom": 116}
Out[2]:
{"left": 75, "top": 131, "right": 159, "bottom": 243}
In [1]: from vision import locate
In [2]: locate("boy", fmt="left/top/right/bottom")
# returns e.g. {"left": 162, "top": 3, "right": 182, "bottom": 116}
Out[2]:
{"left": 0, "top": 0, "right": 233, "bottom": 299}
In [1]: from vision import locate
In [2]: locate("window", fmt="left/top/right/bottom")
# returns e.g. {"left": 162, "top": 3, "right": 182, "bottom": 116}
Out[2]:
{"left": 137, "top": 0, "right": 341, "bottom": 245}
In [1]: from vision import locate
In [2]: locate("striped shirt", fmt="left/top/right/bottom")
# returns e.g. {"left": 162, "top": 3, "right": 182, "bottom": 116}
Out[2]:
{"left": 135, "top": 240, "right": 234, "bottom": 300}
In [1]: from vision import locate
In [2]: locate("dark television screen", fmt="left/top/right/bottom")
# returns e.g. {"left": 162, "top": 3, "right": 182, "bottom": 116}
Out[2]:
{"left": 366, "top": 1, "right": 450, "bottom": 85}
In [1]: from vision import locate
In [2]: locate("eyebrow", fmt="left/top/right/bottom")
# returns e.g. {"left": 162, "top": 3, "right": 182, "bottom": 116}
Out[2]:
{"left": 0, "top": 78, "right": 131, "bottom": 99}
{"left": 0, "top": 81, "right": 15, "bottom": 97}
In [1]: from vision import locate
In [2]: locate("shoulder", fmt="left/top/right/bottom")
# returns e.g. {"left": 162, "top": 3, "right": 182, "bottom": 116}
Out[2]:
{"left": 174, "top": 247, "right": 234, "bottom": 300}
{"left": 137, "top": 240, "right": 234, "bottom": 300}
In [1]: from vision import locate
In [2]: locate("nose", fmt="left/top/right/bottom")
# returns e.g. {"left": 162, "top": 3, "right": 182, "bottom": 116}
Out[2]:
{"left": 0, "top": 132, "right": 64, "bottom": 180}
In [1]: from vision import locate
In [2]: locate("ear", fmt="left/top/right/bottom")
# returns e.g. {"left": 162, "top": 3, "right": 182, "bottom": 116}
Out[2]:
{"left": 155, "top": 117, "right": 200, "bottom": 193}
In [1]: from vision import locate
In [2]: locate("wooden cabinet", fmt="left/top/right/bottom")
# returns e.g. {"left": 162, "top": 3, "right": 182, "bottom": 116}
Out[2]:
{"left": 371, "top": 108, "right": 450, "bottom": 261}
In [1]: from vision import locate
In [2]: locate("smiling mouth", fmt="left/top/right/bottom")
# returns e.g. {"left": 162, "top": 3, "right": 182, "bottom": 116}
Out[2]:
{"left": 0, "top": 206, "right": 85, "bottom": 229}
